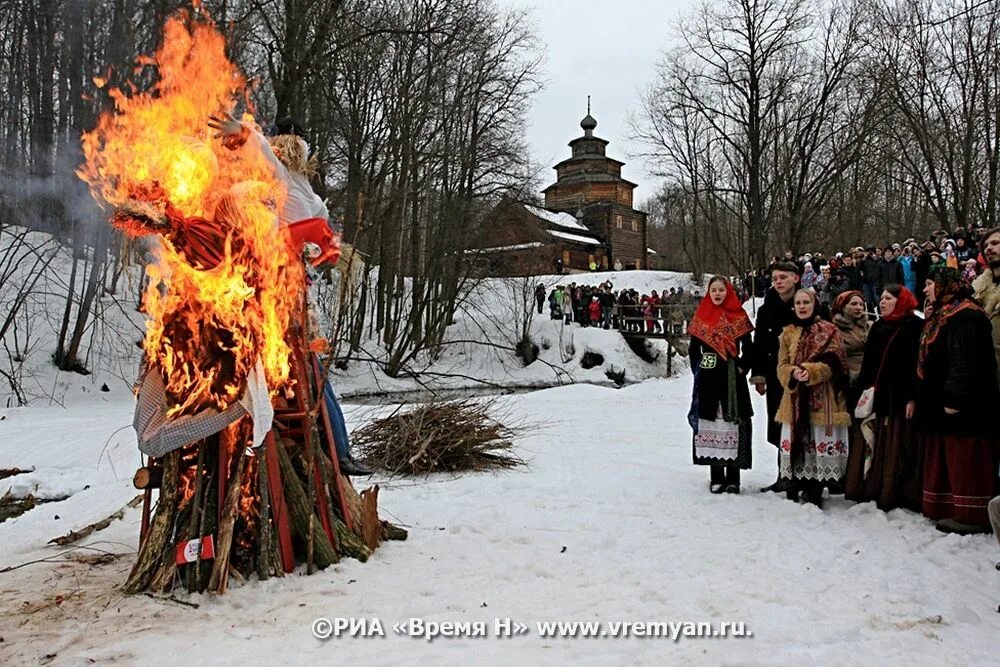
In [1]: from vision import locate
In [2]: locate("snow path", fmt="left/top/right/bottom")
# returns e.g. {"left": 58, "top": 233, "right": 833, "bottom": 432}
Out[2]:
{"left": 1, "top": 378, "right": 998, "bottom": 665}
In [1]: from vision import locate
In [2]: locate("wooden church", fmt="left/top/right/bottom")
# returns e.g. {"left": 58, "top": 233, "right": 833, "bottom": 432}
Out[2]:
{"left": 470, "top": 107, "right": 650, "bottom": 276}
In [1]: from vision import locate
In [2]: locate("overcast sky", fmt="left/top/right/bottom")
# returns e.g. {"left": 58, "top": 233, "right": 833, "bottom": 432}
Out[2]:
{"left": 502, "top": 0, "right": 697, "bottom": 204}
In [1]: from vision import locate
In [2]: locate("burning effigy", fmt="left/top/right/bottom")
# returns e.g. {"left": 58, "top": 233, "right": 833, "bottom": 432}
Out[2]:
{"left": 78, "top": 10, "right": 402, "bottom": 595}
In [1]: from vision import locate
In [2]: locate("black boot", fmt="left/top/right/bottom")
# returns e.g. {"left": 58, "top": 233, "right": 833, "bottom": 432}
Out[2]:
{"left": 785, "top": 482, "right": 799, "bottom": 502}
{"left": 724, "top": 466, "right": 740, "bottom": 494}
{"left": 804, "top": 481, "right": 824, "bottom": 509}
{"left": 761, "top": 477, "right": 790, "bottom": 493}
{"left": 339, "top": 455, "right": 372, "bottom": 476}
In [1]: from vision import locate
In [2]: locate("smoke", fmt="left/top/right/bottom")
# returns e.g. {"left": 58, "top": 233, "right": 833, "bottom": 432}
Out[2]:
{"left": 0, "top": 137, "right": 105, "bottom": 241}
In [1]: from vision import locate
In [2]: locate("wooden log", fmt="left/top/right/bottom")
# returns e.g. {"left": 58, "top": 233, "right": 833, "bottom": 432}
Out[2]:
{"left": 124, "top": 450, "right": 180, "bottom": 594}
{"left": 334, "top": 518, "right": 371, "bottom": 562}
{"left": 338, "top": 472, "right": 364, "bottom": 533}
{"left": 381, "top": 521, "right": 409, "bottom": 541}
{"left": 295, "top": 443, "right": 340, "bottom": 549}
{"left": 315, "top": 451, "right": 341, "bottom": 551}
{"left": 133, "top": 466, "right": 162, "bottom": 489}
{"left": 192, "top": 443, "right": 219, "bottom": 590}
{"left": 256, "top": 443, "right": 272, "bottom": 581}
{"left": 209, "top": 438, "right": 247, "bottom": 593}
{"left": 276, "top": 436, "right": 338, "bottom": 568}
{"left": 265, "top": 432, "right": 294, "bottom": 573}
{"left": 185, "top": 443, "right": 207, "bottom": 593}
{"left": 360, "top": 486, "right": 381, "bottom": 552}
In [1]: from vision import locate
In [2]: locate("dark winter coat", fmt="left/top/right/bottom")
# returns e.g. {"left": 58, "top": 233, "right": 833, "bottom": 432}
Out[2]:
{"left": 956, "top": 243, "right": 977, "bottom": 264}
{"left": 828, "top": 271, "right": 851, "bottom": 300}
{"left": 856, "top": 316, "right": 922, "bottom": 416}
{"left": 914, "top": 254, "right": 932, "bottom": 302}
{"left": 861, "top": 256, "right": 880, "bottom": 286}
{"left": 690, "top": 334, "right": 754, "bottom": 422}
{"left": 878, "top": 259, "right": 903, "bottom": 290}
{"left": 916, "top": 306, "right": 999, "bottom": 435}
{"left": 840, "top": 265, "right": 862, "bottom": 291}
{"left": 750, "top": 288, "right": 796, "bottom": 383}
{"left": 750, "top": 288, "right": 796, "bottom": 444}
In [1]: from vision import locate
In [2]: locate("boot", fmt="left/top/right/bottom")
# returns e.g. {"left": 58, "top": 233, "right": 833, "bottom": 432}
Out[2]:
{"left": 760, "top": 477, "right": 790, "bottom": 493}
{"left": 935, "top": 518, "right": 991, "bottom": 535}
{"left": 804, "top": 481, "right": 824, "bottom": 509}
{"left": 785, "top": 484, "right": 799, "bottom": 502}
{"left": 339, "top": 455, "right": 372, "bottom": 477}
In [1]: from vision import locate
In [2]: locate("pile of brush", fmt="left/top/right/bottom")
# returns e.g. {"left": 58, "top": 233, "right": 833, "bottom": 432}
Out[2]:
{"left": 353, "top": 400, "right": 524, "bottom": 475}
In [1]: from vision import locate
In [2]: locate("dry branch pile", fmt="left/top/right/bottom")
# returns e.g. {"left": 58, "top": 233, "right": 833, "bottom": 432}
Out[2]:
{"left": 353, "top": 400, "right": 525, "bottom": 475}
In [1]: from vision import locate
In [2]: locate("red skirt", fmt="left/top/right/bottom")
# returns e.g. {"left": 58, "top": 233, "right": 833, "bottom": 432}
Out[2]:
{"left": 922, "top": 432, "right": 1000, "bottom": 527}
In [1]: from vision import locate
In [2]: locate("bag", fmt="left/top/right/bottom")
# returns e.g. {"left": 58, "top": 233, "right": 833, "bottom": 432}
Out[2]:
{"left": 852, "top": 328, "right": 900, "bottom": 420}
{"left": 854, "top": 386, "right": 875, "bottom": 419}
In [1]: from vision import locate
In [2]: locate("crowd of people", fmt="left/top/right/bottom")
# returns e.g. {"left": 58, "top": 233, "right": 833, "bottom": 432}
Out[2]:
{"left": 744, "top": 225, "right": 994, "bottom": 316}
{"left": 534, "top": 282, "right": 702, "bottom": 333}
{"left": 686, "top": 228, "right": 1000, "bottom": 553}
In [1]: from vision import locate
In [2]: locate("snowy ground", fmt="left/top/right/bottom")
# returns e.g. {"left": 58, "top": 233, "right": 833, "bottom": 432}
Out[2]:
{"left": 3, "top": 378, "right": 999, "bottom": 665}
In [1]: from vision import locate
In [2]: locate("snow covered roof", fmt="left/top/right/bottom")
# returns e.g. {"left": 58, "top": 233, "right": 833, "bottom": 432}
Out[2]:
{"left": 523, "top": 204, "right": 589, "bottom": 232}
{"left": 547, "top": 229, "right": 602, "bottom": 246}
{"left": 465, "top": 241, "right": 544, "bottom": 254}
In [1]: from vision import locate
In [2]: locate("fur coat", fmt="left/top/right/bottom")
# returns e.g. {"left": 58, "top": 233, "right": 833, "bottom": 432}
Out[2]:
{"left": 972, "top": 269, "right": 1000, "bottom": 387}
{"left": 775, "top": 324, "right": 852, "bottom": 428}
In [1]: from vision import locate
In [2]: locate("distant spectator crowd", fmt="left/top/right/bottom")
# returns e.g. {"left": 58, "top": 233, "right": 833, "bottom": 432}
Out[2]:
{"left": 534, "top": 282, "right": 701, "bottom": 334}
{"left": 742, "top": 225, "right": 994, "bottom": 315}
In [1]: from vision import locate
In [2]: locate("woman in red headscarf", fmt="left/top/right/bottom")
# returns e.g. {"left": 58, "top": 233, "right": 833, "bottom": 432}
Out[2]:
{"left": 845, "top": 284, "right": 923, "bottom": 510}
{"left": 687, "top": 276, "right": 755, "bottom": 493}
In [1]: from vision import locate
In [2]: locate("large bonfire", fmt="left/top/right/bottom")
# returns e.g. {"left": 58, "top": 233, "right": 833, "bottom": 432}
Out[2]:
{"left": 79, "top": 9, "right": 400, "bottom": 595}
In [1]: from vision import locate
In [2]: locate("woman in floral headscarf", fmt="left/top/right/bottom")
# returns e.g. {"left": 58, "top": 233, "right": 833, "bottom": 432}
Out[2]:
{"left": 917, "top": 267, "right": 1000, "bottom": 533}
{"left": 687, "top": 276, "right": 754, "bottom": 494}
{"left": 846, "top": 284, "right": 923, "bottom": 510}
{"left": 775, "top": 288, "right": 851, "bottom": 508}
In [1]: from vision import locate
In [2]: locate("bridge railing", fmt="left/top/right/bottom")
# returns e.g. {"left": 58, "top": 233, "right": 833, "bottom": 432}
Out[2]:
{"left": 610, "top": 303, "right": 697, "bottom": 335}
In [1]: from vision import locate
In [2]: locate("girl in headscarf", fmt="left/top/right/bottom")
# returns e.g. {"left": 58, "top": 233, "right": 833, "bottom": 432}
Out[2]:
{"left": 830, "top": 290, "right": 869, "bottom": 388}
{"left": 846, "top": 285, "right": 923, "bottom": 509}
{"left": 775, "top": 288, "right": 851, "bottom": 507}
{"left": 801, "top": 262, "right": 817, "bottom": 289}
{"left": 687, "top": 276, "right": 754, "bottom": 494}
{"left": 917, "top": 267, "right": 1000, "bottom": 533}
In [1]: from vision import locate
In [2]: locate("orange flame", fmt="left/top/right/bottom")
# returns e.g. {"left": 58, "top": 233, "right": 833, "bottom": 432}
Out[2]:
{"left": 79, "top": 11, "right": 303, "bottom": 416}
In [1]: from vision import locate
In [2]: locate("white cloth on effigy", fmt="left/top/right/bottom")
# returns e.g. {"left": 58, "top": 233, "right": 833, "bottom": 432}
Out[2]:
{"left": 133, "top": 358, "right": 272, "bottom": 457}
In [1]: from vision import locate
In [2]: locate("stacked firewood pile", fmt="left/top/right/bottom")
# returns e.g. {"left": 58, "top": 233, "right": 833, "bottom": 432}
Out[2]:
{"left": 353, "top": 399, "right": 525, "bottom": 476}
{"left": 126, "top": 418, "right": 405, "bottom": 595}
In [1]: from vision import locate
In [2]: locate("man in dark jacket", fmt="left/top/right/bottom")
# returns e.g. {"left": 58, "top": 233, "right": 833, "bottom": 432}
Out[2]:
{"left": 861, "top": 246, "right": 881, "bottom": 310}
{"left": 750, "top": 261, "right": 800, "bottom": 492}
{"left": 828, "top": 267, "right": 851, "bottom": 301}
{"left": 599, "top": 286, "right": 615, "bottom": 329}
{"left": 878, "top": 251, "right": 903, "bottom": 298}
{"left": 840, "top": 253, "right": 863, "bottom": 291}
{"left": 914, "top": 244, "right": 934, "bottom": 303}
